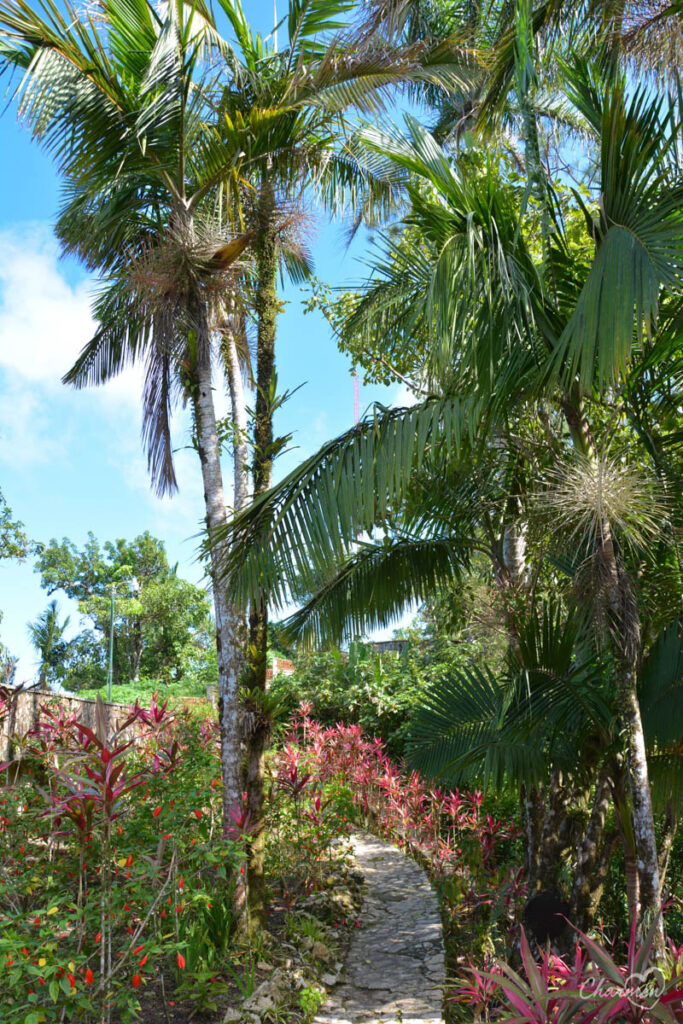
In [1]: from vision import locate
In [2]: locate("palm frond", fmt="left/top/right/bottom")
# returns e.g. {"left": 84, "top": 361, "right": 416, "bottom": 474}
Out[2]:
{"left": 547, "top": 78, "right": 683, "bottom": 393}
{"left": 283, "top": 534, "right": 468, "bottom": 646}
{"left": 216, "top": 396, "right": 475, "bottom": 609}
{"left": 640, "top": 617, "right": 683, "bottom": 749}
{"left": 407, "top": 662, "right": 544, "bottom": 787}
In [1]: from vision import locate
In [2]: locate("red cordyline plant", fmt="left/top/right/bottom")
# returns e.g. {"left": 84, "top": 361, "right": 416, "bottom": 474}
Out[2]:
{"left": 0, "top": 689, "right": 241, "bottom": 1023}
{"left": 455, "top": 919, "right": 683, "bottom": 1024}
{"left": 285, "top": 705, "right": 518, "bottom": 911}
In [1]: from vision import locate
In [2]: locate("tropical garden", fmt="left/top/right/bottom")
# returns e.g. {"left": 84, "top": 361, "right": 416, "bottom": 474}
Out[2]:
{"left": 1, "top": 0, "right": 683, "bottom": 1021}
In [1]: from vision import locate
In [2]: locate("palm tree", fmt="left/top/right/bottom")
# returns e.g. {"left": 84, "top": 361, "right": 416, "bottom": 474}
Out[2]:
{"left": 203, "top": 0, "right": 471, "bottom": 925}
{"left": 408, "top": 591, "right": 683, "bottom": 932}
{"left": 0, "top": 0, "right": 469, "bottom": 920}
{"left": 217, "top": 67, "right": 683, "bottom": 938}
{"left": 0, "top": 0, "right": 270, "bottom": 824}
{"left": 28, "top": 601, "right": 70, "bottom": 688}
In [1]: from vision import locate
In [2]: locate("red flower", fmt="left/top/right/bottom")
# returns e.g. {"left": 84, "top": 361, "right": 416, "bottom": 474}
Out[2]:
{"left": 67, "top": 973, "right": 76, "bottom": 989}
{"left": 178, "top": 877, "right": 184, "bottom": 891}
{"left": 139, "top": 954, "right": 148, "bottom": 967}
{"left": 95, "top": 932, "right": 101, "bottom": 943}
{"left": 177, "top": 953, "right": 186, "bottom": 970}
{"left": 85, "top": 968, "right": 94, "bottom": 985}
{"left": 133, "top": 945, "right": 144, "bottom": 954}
{"left": 153, "top": 806, "right": 161, "bottom": 818}
{"left": 193, "top": 809, "right": 202, "bottom": 819}
{"left": 132, "top": 974, "right": 141, "bottom": 989}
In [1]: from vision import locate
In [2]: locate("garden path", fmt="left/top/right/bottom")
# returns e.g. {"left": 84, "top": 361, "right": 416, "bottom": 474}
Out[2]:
{"left": 314, "top": 832, "right": 445, "bottom": 1024}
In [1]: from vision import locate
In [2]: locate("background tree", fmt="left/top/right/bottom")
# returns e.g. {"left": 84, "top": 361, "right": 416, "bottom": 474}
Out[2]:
{"left": 35, "top": 532, "right": 214, "bottom": 689}
{"left": 220, "top": 66, "right": 683, "bottom": 941}
{"left": 27, "top": 600, "right": 70, "bottom": 688}
{"left": 0, "top": 487, "right": 30, "bottom": 685}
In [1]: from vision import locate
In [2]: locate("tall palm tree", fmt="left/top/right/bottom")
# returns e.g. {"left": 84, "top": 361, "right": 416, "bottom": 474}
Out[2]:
{"left": 0, "top": 0, "right": 270, "bottom": 824}
{"left": 218, "top": 68, "right": 683, "bottom": 938}
{"left": 0, "top": 0, "right": 469, "bottom": 918}
{"left": 28, "top": 600, "right": 70, "bottom": 688}
{"left": 205, "top": 0, "right": 471, "bottom": 925}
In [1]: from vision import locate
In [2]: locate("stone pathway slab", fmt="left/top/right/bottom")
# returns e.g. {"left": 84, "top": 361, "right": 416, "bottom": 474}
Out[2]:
{"left": 314, "top": 833, "right": 445, "bottom": 1024}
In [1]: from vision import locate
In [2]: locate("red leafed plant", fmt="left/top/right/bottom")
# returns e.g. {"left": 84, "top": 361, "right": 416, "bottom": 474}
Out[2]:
{"left": 454, "top": 919, "right": 683, "bottom": 1024}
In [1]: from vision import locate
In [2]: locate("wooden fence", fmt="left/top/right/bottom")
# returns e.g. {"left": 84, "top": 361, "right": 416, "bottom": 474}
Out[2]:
{"left": 0, "top": 689, "right": 213, "bottom": 762}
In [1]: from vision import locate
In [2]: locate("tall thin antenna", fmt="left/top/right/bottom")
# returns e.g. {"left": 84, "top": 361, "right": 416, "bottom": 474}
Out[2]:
{"left": 353, "top": 369, "right": 360, "bottom": 425}
{"left": 273, "top": 0, "right": 278, "bottom": 51}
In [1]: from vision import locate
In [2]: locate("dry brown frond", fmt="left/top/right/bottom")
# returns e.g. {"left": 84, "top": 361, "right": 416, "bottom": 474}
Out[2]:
{"left": 621, "top": 0, "right": 683, "bottom": 85}
{"left": 125, "top": 218, "right": 248, "bottom": 310}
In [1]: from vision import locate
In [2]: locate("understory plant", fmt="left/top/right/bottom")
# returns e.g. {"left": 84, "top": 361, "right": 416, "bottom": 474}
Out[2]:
{"left": 281, "top": 704, "right": 523, "bottom": 949}
{"left": 455, "top": 920, "right": 683, "bottom": 1024}
{"left": 0, "top": 693, "right": 245, "bottom": 1022}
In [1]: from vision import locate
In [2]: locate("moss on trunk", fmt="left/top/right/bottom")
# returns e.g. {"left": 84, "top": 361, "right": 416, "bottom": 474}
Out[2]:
{"left": 244, "top": 181, "right": 279, "bottom": 933}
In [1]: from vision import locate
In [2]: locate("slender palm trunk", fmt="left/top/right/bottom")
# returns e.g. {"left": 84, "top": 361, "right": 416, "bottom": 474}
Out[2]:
{"left": 571, "top": 767, "right": 613, "bottom": 930}
{"left": 658, "top": 801, "right": 677, "bottom": 895}
{"left": 191, "top": 312, "right": 242, "bottom": 825}
{"left": 619, "top": 671, "right": 662, "bottom": 932}
{"left": 224, "top": 326, "right": 251, "bottom": 513}
{"left": 243, "top": 181, "right": 279, "bottom": 932}
{"left": 502, "top": 520, "right": 528, "bottom": 587}
{"left": 220, "top": 308, "right": 251, "bottom": 513}
{"left": 563, "top": 394, "right": 663, "bottom": 948}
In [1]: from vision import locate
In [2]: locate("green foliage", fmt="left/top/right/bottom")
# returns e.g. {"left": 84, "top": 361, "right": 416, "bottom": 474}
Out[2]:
{"left": 27, "top": 600, "right": 70, "bottom": 686}
{"left": 34, "top": 533, "right": 215, "bottom": 691}
{"left": 272, "top": 636, "right": 464, "bottom": 759}
{"left": 35, "top": 532, "right": 170, "bottom": 600}
{"left": 299, "top": 985, "right": 325, "bottom": 1019}
{"left": 0, "top": 697, "right": 243, "bottom": 1023}
{"left": 77, "top": 672, "right": 213, "bottom": 704}
{"left": 0, "top": 488, "right": 29, "bottom": 562}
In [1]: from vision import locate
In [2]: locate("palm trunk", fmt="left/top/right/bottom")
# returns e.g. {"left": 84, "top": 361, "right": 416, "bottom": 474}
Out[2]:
{"left": 502, "top": 520, "right": 528, "bottom": 588}
{"left": 571, "top": 767, "right": 613, "bottom": 930}
{"left": 191, "top": 316, "right": 242, "bottom": 826}
{"left": 597, "top": 525, "right": 663, "bottom": 947}
{"left": 562, "top": 394, "right": 663, "bottom": 950}
{"left": 221, "top": 315, "right": 251, "bottom": 513}
{"left": 523, "top": 784, "right": 544, "bottom": 889}
{"left": 536, "top": 768, "right": 568, "bottom": 892}
{"left": 620, "top": 677, "right": 662, "bottom": 936}
{"left": 244, "top": 181, "right": 279, "bottom": 932}
{"left": 658, "top": 801, "right": 677, "bottom": 896}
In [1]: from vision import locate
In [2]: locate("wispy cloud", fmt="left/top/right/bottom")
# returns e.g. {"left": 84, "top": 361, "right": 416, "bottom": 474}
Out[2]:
{"left": 0, "top": 226, "right": 94, "bottom": 383}
{"left": 0, "top": 225, "right": 149, "bottom": 468}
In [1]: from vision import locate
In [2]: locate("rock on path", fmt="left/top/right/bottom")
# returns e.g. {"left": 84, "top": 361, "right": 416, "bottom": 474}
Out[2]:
{"left": 314, "top": 832, "right": 444, "bottom": 1024}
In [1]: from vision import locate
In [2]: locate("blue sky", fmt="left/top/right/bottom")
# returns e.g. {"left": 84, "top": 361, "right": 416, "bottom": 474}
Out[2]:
{"left": 0, "top": 1, "right": 412, "bottom": 682}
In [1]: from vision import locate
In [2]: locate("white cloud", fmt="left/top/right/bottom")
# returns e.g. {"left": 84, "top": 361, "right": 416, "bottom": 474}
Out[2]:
{"left": 0, "top": 226, "right": 95, "bottom": 383}
{"left": 0, "top": 376, "right": 64, "bottom": 466}
{"left": 392, "top": 380, "right": 420, "bottom": 408}
{"left": 0, "top": 224, "right": 144, "bottom": 398}
{"left": 0, "top": 225, "right": 150, "bottom": 468}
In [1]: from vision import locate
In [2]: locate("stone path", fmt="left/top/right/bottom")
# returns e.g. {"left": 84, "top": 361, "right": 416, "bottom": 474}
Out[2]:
{"left": 314, "top": 832, "right": 444, "bottom": 1024}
